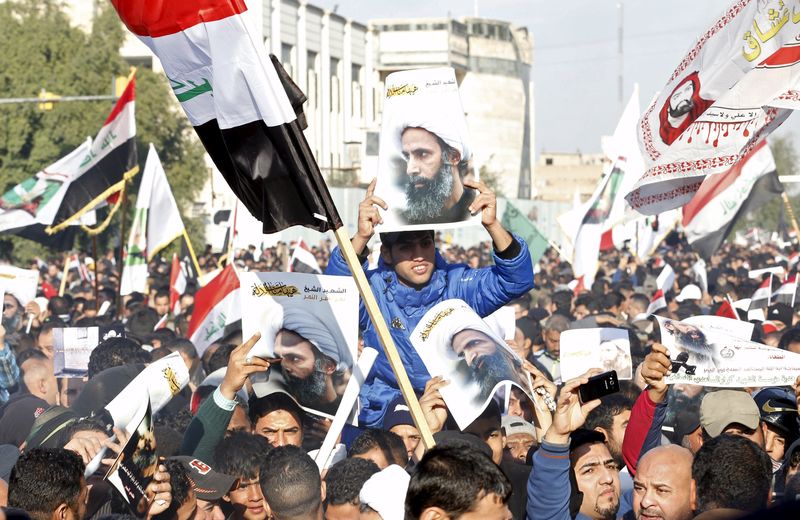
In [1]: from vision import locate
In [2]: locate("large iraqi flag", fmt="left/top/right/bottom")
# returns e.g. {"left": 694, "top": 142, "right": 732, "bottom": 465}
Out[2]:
{"left": 682, "top": 140, "right": 782, "bottom": 259}
{"left": 46, "top": 77, "right": 138, "bottom": 233}
{"left": 110, "top": 0, "right": 342, "bottom": 234}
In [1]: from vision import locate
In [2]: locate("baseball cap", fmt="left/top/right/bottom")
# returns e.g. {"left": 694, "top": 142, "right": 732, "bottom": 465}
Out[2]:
{"left": 675, "top": 284, "right": 702, "bottom": 303}
{"left": 502, "top": 415, "right": 536, "bottom": 438}
{"left": 172, "top": 456, "right": 236, "bottom": 501}
{"left": 753, "top": 387, "right": 799, "bottom": 443}
{"left": 700, "top": 390, "right": 760, "bottom": 438}
{"left": 382, "top": 396, "right": 414, "bottom": 431}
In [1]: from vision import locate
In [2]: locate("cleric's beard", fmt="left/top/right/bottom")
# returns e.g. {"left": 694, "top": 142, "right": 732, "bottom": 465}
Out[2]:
{"left": 283, "top": 364, "right": 328, "bottom": 404}
{"left": 403, "top": 163, "right": 454, "bottom": 224}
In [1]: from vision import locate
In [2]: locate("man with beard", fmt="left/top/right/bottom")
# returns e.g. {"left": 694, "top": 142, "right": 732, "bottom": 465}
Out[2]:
{"left": 449, "top": 328, "right": 527, "bottom": 402}
{"left": 325, "top": 164, "right": 534, "bottom": 427}
{"left": 585, "top": 394, "right": 634, "bottom": 494}
{"left": 269, "top": 307, "right": 352, "bottom": 415}
{"left": 528, "top": 369, "right": 627, "bottom": 520}
{"left": 398, "top": 125, "right": 474, "bottom": 225}
{"left": 657, "top": 71, "right": 713, "bottom": 145}
{"left": 661, "top": 320, "right": 720, "bottom": 372}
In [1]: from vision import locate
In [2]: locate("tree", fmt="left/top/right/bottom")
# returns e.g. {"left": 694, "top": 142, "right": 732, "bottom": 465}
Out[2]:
{"left": 0, "top": 0, "right": 207, "bottom": 263}
{"left": 732, "top": 134, "right": 800, "bottom": 236}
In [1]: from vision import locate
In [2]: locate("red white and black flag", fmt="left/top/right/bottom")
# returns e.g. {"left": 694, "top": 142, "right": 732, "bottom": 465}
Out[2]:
{"left": 46, "top": 77, "right": 138, "bottom": 233}
{"left": 772, "top": 274, "right": 798, "bottom": 307}
{"left": 288, "top": 239, "right": 321, "bottom": 274}
{"left": 646, "top": 289, "right": 667, "bottom": 315}
{"left": 110, "top": 0, "right": 342, "bottom": 234}
{"left": 682, "top": 141, "right": 782, "bottom": 259}
{"left": 750, "top": 275, "right": 774, "bottom": 310}
{"left": 186, "top": 264, "right": 241, "bottom": 356}
{"left": 169, "top": 253, "right": 186, "bottom": 316}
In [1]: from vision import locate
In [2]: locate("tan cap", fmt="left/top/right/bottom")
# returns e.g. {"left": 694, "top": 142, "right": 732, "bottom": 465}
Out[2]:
{"left": 700, "top": 390, "right": 760, "bottom": 438}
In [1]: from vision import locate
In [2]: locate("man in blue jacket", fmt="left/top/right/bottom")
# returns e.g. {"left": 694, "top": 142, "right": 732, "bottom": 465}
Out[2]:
{"left": 325, "top": 178, "right": 534, "bottom": 427}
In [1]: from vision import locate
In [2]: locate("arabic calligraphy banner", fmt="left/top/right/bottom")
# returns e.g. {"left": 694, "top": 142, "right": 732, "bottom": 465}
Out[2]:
{"left": 656, "top": 315, "right": 800, "bottom": 387}
{"left": 240, "top": 271, "right": 359, "bottom": 419}
{"left": 628, "top": 0, "right": 800, "bottom": 215}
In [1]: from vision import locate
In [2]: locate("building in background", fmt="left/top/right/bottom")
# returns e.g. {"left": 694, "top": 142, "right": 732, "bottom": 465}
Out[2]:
{"left": 63, "top": 1, "right": 540, "bottom": 237}
{"left": 370, "top": 17, "right": 535, "bottom": 199}
{"left": 535, "top": 151, "right": 607, "bottom": 203}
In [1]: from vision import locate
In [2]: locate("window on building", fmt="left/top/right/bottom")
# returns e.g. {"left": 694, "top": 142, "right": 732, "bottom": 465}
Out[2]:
{"left": 545, "top": 158, "right": 554, "bottom": 166}
{"left": 281, "top": 43, "right": 294, "bottom": 77}
{"left": 307, "top": 51, "right": 318, "bottom": 109}
{"left": 432, "top": 23, "right": 447, "bottom": 30}
{"left": 330, "top": 57, "right": 340, "bottom": 113}
{"left": 351, "top": 64, "right": 362, "bottom": 118}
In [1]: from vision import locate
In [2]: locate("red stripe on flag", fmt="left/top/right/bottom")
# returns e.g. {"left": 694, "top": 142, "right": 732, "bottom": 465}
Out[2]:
{"left": 104, "top": 77, "right": 135, "bottom": 126}
{"left": 599, "top": 229, "right": 614, "bottom": 251}
{"left": 186, "top": 264, "right": 239, "bottom": 339}
{"left": 760, "top": 44, "right": 800, "bottom": 68}
{"left": 682, "top": 140, "right": 767, "bottom": 226}
{"left": 111, "top": 0, "right": 248, "bottom": 38}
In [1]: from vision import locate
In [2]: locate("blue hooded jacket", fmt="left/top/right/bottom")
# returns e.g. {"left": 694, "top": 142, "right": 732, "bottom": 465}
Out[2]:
{"left": 325, "top": 233, "right": 535, "bottom": 427}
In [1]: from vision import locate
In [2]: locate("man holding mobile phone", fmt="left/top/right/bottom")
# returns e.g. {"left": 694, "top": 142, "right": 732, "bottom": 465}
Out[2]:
{"left": 527, "top": 368, "right": 628, "bottom": 520}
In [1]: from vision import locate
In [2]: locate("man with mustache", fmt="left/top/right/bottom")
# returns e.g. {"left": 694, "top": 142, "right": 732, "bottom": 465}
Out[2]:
{"left": 399, "top": 126, "right": 474, "bottom": 225}
{"left": 450, "top": 328, "right": 527, "bottom": 402}
{"left": 267, "top": 306, "right": 352, "bottom": 415}
{"left": 632, "top": 445, "right": 694, "bottom": 520}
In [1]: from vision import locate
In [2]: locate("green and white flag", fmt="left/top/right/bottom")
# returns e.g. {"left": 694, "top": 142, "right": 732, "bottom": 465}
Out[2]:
{"left": 501, "top": 202, "right": 549, "bottom": 263}
{"left": 120, "top": 144, "right": 185, "bottom": 295}
{"left": 0, "top": 139, "right": 93, "bottom": 236}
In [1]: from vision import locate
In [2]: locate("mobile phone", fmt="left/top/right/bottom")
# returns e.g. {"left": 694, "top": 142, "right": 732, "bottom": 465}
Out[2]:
{"left": 579, "top": 370, "right": 619, "bottom": 403}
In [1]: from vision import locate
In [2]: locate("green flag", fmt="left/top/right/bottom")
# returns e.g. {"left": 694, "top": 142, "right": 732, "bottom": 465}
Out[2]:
{"left": 501, "top": 202, "right": 549, "bottom": 263}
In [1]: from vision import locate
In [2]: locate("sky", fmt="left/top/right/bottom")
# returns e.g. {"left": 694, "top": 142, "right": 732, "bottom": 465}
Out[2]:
{"left": 314, "top": 0, "right": 799, "bottom": 158}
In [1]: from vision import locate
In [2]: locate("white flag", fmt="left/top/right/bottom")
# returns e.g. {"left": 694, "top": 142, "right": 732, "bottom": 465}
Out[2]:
{"left": 120, "top": 145, "right": 185, "bottom": 295}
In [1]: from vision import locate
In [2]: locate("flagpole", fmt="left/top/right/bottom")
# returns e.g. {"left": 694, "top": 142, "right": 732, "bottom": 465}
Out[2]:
{"left": 91, "top": 237, "right": 100, "bottom": 311}
{"left": 782, "top": 192, "right": 800, "bottom": 240}
{"left": 58, "top": 252, "right": 70, "bottom": 297}
{"left": 116, "top": 183, "right": 129, "bottom": 317}
{"left": 181, "top": 229, "right": 202, "bottom": 280}
{"left": 332, "top": 227, "right": 435, "bottom": 451}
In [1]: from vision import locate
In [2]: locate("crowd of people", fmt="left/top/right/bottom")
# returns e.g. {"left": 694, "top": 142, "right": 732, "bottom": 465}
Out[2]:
{"left": 0, "top": 181, "right": 798, "bottom": 520}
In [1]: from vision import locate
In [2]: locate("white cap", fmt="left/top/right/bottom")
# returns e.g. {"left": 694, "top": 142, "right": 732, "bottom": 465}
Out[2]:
{"left": 359, "top": 465, "right": 410, "bottom": 520}
{"left": 675, "top": 284, "right": 702, "bottom": 303}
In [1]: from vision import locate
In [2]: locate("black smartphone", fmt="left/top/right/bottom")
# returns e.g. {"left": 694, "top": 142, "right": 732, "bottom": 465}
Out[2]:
{"left": 579, "top": 370, "right": 620, "bottom": 403}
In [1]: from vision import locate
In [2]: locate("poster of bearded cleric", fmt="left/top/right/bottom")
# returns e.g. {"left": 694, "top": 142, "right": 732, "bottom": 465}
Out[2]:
{"left": 240, "top": 272, "right": 358, "bottom": 418}
{"left": 372, "top": 67, "right": 481, "bottom": 232}
{"left": 655, "top": 316, "right": 800, "bottom": 387}
{"left": 410, "top": 299, "right": 533, "bottom": 429}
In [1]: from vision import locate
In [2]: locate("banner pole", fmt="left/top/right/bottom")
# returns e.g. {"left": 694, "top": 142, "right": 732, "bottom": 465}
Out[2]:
{"left": 58, "top": 252, "right": 70, "bottom": 297}
{"left": 782, "top": 192, "right": 800, "bottom": 240}
{"left": 91, "top": 236, "right": 100, "bottom": 311}
{"left": 181, "top": 229, "right": 202, "bottom": 280}
{"left": 332, "top": 227, "right": 435, "bottom": 451}
{"left": 116, "top": 183, "right": 129, "bottom": 317}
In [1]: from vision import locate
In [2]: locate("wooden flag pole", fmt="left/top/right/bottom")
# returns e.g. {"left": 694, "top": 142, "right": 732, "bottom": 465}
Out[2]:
{"left": 181, "top": 229, "right": 202, "bottom": 279}
{"left": 332, "top": 227, "right": 436, "bottom": 451}
{"left": 58, "top": 252, "right": 70, "bottom": 297}
{"left": 91, "top": 236, "right": 100, "bottom": 311}
{"left": 116, "top": 183, "right": 130, "bottom": 317}
{"left": 782, "top": 192, "right": 800, "bottom": 240}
